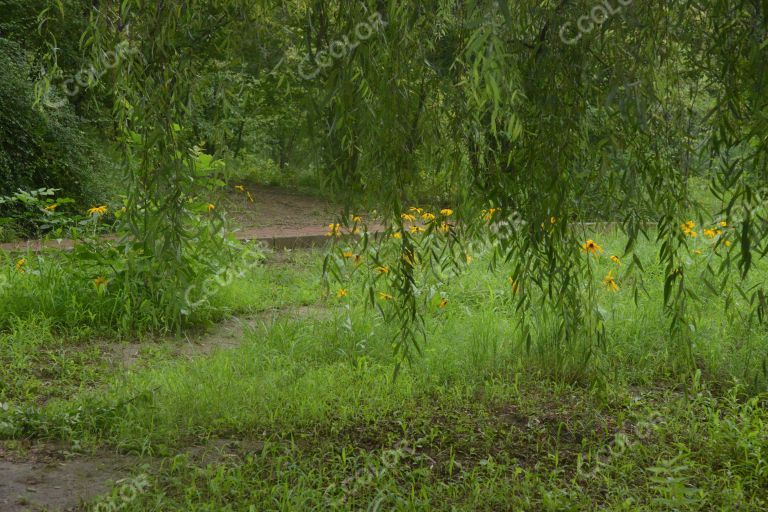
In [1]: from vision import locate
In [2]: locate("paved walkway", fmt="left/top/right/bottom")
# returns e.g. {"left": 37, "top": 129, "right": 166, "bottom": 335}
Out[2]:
{"left": 0, "top": 225, "right": 386, "bottom": 253}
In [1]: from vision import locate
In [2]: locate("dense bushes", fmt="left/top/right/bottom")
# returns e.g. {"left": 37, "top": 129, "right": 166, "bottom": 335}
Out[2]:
{"left": 0, "top": 38, "right": 109, "bottom": 215}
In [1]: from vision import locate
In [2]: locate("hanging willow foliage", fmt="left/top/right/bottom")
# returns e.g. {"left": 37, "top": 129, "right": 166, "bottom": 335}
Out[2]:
{"left": 33, "top": 1, "right": 767, "bottom": 360}
{"left": 36, "top": 0, "right": 256, "bottom": 331}
{"left": 303, "top": 0, "right": 767, "bottom": 369}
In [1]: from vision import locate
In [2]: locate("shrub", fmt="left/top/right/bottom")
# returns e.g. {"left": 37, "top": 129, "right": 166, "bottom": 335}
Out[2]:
{"left": 0, "top": 38, "right": 108, "bottom": 213}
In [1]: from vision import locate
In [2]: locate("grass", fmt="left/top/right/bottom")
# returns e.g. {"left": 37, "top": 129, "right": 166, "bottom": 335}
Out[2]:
{"left": 0, "top": 315, "right": 107, "bottom": 406}
{"left": 1, "top": 230, "right": 768, "bottom": 510}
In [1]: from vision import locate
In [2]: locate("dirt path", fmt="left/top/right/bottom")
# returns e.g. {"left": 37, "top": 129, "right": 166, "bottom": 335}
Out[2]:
{"left": 0, "top": 185, "right": 382, "bottom": 253}
{"left": 104, "top": 305, "right": 329, "bottom": 369}
{"left": 0, "top": 444, "right": 140, "bottom": 512}
{"left": 224, "top": 184, "right": 339, "bottom": 229}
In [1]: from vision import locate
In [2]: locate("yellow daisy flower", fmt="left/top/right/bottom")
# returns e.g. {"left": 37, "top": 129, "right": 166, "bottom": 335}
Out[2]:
{"left": 603, "top": 271, "right": 619, "bottom": 292}
{"left": 582, "top": 239, "right": 603, "bottom": 255}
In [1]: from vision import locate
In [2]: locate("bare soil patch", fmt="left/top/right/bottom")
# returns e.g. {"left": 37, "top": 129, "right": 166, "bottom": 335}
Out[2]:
{"left": 224, "top": 184, "right": 339, "bottom": 230}
{"left": 0, "top": 442, "right": 140, "bottom": 512}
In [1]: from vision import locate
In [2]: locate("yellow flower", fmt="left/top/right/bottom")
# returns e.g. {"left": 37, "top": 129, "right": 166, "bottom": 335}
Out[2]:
{"left": 337, "top": 288, "right": 348, "bottom": 298}
{"left": 378, "top": 291, "right": 394, "bottom": 301}
{"left": 246, "top": 191, "right": 255, "bottom": 203}
{"left": 725, "top": 240, "right": 732, "bottom": 247}
{"left": 550, "top": 216, "right": 557, "bottom": 224}
{"left": 326, "top": 223, "right": 342, "bottom": 237}
{"left": 581, "top": 239, "right": 603, "bottom": 255}
{"left": 94, "top": 276, "right": 108, "bottom": 288}
{"left": 703, "top": 228, "right": 719, "bottom": 239}
{"left": 234, "top": 185, "right": 245, "bottom": 192}
{"left": 342, "top": 251, "right": 354, "bottom": 259}
{"left": 87, "top": 205, "right": 108, "bottom": 216}
{"left": 206, "top": 203, "right": 215, "bottom": 213}
{"left": 409, "top": 225, "right": 425, "bottom": 234}
{"left": 375, "top": 266, "right": 390, "bottom": 274}
{"left": 391, "top": 232, "right": 402, "bottom": 239}
{"left": 438, "top": 297, "right": 448, "bottom": 308}
{"left": 610, "top": 255, "right": 621, "bottom": 265}
{"left": 351, "top": 215, "right": 362, "bottom": 223}
{"left": 719, "top": 220, "right": 728, "bottom": 228}
{"left": 421, "top": 212, "right": 436, "bottom": 222}
{"left": 409, "top": 207, "right": 423, "bottom": 214}
{"left": 15, "top": 258, "right": 27, "bottom": 273}
{"left": 440, "top": 208, "right": 453, "bottom": 217}
{"left": 44, "top": 203, "right": 58, "bottom": 212}
{"left": 603, "top": 271, "right": 619, "bottom": 292}
{"left": 401, "top": 213, "right": 416, "bottom": 222}
{"left": 681, "top": 221, "right": 697, "bottom": 238}
{"left": 481, "top": 208, "right": 499, "bottom": 222}
{"left": 438, "top": 222, "right": 451, "bottom": 234}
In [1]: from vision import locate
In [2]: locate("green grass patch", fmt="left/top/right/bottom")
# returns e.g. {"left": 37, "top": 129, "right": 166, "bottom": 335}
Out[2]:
{"left": 1, "top": 232, "right": 767, "bottom": 510}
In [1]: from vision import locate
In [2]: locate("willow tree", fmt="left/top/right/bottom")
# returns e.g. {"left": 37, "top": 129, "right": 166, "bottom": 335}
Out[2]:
{"left": 37, "top": 0, "right": 256, "bottom": 330}
{"left": 296, "top": 0, "right": 767, "bottom": 372}
{"left": 36, "top": 1, "right": 767, "bottom": 365}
